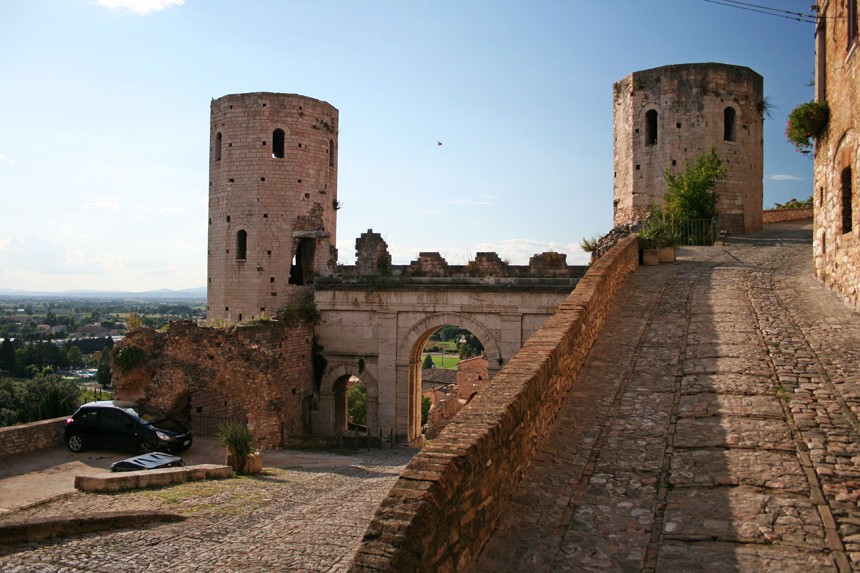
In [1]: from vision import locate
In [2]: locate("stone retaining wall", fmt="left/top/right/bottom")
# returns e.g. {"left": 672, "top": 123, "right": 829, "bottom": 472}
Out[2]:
{"left": 348, "top": 235, "right": 640, "bottom": 572}
{"left": 763, "top": 208, "right": 813, "bottom": 224}
{"left": 0, "top": 417, "right": 67, "bottom": 458}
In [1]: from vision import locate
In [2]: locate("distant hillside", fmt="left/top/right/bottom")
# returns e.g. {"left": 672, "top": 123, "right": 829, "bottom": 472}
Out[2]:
{"left": 0, "top": 286, "right": 207, "bottom": 300}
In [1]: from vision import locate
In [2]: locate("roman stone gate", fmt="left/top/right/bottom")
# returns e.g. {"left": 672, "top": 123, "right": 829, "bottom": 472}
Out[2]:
{"left": 313, "top": 278, "right": 580, "bottom": 443}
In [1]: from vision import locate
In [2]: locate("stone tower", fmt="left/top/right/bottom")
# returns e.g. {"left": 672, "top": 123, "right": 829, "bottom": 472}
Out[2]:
{"left": 207, "top": 93, "right": 339, "bottom": 322}
{"left": 613, "top": 63, "right": 764, "bottom": 234}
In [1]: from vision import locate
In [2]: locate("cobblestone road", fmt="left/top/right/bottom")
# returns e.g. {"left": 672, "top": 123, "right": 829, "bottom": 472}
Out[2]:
{"left": 0, "top": 448, "right": 414, "bottom": 572}
{"left": 475, "top": 221, "right": 860, "bottom": 572}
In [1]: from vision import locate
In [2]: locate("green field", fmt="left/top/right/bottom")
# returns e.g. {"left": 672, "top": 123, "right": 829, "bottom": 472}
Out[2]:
{"left": 423, "top": 353, "right": 460, "bottom": 369}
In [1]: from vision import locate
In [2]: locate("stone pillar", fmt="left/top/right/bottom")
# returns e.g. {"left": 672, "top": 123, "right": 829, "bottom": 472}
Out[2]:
{"left": 376, "top": 311, "right": 398, "bottom": 437}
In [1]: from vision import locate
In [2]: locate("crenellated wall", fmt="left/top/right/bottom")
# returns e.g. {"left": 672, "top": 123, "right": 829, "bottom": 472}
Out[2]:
{"left": 348, "top": 235, "right": 640, "bottom": 572}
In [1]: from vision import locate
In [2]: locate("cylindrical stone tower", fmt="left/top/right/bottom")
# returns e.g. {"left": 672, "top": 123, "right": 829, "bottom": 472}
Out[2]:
{"left": 208, "top": 93, "right": 338, "bottom": 322}
{"left": 613, "top": 63, "right": 763, "bottom": 234}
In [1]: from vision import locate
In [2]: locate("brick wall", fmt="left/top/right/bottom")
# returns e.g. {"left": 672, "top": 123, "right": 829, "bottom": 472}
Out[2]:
{"left": 763, "top": 208, "right": 813, "bottom": 224}
{"left": 348, "top": 235, "right": 640, "bottom": 572}
{"left": 0, "top": 417, "right": 67, "bottom": 458}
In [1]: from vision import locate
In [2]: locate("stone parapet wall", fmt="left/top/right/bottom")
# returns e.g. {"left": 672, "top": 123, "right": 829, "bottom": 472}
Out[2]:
{"left": 0, "top": 417, "right": 67, "bottom": 458}
{"left": 763, "top": 208, "right": 813, "bottom": 224}
{"left": 348, "top": 235, "right": 640, "bottom": 572}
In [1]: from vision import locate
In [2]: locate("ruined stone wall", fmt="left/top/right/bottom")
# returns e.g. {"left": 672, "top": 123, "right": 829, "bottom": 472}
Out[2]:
{"left": 111, "top": 319, "right": 314, "bottom": 448}
{"left": 813, "top": 2, "right": 860, "bottom": 312}
{"left": 208, "top": 93, "right": 339, "bottom": 322}
{"left": 423, "top": 386, "right": 462, "bottom": 440}
{"left": 348, "top": 235, "right": 640, "bottom": 572}
{"left": 763, "top": 208, "right": 813, "bottom": 224}
{"left": 613, "top": 63, "right": 764, "bottom": 235}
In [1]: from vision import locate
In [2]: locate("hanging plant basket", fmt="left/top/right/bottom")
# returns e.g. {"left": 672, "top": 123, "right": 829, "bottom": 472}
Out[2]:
{"left": 786, "top": 100, "right": 829, "bottom": 155}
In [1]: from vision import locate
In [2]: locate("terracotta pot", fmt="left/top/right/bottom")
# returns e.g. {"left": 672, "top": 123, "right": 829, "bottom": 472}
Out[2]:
{"left": 657, "top": 246, "right": 676, "bottom": 263}
{"left": 641, "top": 249, "right": 660, "bottom": 266}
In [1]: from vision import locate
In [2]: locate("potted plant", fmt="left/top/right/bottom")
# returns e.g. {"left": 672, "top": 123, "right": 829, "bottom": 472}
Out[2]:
{"left": 786, "top": 100, "right": 829, "bottom": 155}
{"left": 656, "top": 223, "right": 681, "bottom": 263}
{"left": 637, "top": 226, "right": 660, "bottom": 266}
{"left": 217, "top": 421, "right": 262, "bottom": 475}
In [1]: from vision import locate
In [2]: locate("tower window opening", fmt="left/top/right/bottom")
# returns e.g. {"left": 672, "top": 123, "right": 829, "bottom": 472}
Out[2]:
{"left": 236, "top": 230, "right": 248, "bottom": 260}
{"left": 215, "top": 132, "right": 222, "bottom": 161}
{"left": 329, "top": 139, "right": 334, "bottom": 167}
{"left": 842, "top": 166, "right": 853, "bottom": 234}
{"left": 724, "top": 107, "right": 736, "bottom": 142}
{"left": 645, "top": 110, "right": 658, "bottom": 146}
{"left": 289, "top": 239, "right": 317, "bottom": 286}
{"left": 272, "top": 129, "right": 285, "bottom": 158}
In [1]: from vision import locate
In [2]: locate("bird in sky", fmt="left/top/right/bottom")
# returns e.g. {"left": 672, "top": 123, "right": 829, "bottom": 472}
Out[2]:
{"left": 437, "top": 141, "right": 443, "bottom": 146}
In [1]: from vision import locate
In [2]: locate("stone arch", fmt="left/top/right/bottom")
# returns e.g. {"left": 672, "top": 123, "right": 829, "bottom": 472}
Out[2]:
{"left": 319, "top": 361, "right": 378, "bottom": 436}
{"left": 397, "top": 312, "right": 501, "bottom": 443}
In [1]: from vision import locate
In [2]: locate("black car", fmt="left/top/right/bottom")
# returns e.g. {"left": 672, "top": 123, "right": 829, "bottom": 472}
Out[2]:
{"left": 65, "top": 400, "right": 193, "bottom": 454}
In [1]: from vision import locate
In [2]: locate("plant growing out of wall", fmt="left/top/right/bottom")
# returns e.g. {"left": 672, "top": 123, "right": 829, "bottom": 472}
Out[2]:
{"left": 113, "top": 346, "right": 146, "bottom": 373}
{"left": 786, "top": 100, "right": 829, "bottom": 155}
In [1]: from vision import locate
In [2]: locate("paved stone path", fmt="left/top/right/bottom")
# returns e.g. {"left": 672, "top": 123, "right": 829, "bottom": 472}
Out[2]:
{"left": 0, "top": 448, "right": 414, "bottom": 572}
{"left": 474, "top": 221, "right": 860, "bottom": 572}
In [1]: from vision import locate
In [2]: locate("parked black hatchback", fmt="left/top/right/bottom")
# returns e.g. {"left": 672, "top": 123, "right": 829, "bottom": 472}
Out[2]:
{"left": 65, "top": 400, "right": 193, "bottom": 454}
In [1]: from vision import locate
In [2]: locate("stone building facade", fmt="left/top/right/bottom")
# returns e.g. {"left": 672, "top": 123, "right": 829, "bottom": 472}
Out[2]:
{"left": 813, "top": 0, "right": 860, "bottom": 311}
{"left": 613, "top": 63, "right": 764, "bottom": 234}
{"left": 207, "top": 93, "right": 339, "bottom": 322}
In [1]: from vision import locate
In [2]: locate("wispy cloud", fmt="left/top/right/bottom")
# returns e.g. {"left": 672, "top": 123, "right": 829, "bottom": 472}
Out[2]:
{"left": 83, "top": 197, "right": 121, "bottom": 211}
{"left": 449, "top": 195, "right": 494, "bottom": 207}
{"left": 0, "top": 152, "right": 14, "bottom": 165}
{"left": 95, "top": 0, "right": 184, "bottom": 14}
{"left": 769, "top": 174, "right": 804, "bottom": 181}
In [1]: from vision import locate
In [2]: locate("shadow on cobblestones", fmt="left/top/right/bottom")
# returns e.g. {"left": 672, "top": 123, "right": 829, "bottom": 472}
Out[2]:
{"left": 475, "top": 222, "right": 854, "bottom": 572}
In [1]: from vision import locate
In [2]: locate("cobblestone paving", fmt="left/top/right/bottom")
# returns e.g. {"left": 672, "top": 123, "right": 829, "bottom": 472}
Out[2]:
{"left": 0, "top": 448, "right": 414, "bottom": 572}
{"left": 474, "top": 222, "right": 860, "bottom": 572}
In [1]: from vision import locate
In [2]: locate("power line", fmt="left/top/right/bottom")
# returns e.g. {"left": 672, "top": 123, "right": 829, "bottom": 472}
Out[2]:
{"left": 702, "top": 0, "right": 817, "bottom": 23}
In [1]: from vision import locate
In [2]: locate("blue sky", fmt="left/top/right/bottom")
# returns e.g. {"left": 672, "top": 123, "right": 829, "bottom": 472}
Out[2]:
{"left": 0, "top": 0, "right": 816, "bottom": 292}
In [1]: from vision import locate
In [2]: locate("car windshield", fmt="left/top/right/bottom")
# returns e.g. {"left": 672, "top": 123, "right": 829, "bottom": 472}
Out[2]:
{"left": 124, "top": 403, "right": 168, "bottom": 424}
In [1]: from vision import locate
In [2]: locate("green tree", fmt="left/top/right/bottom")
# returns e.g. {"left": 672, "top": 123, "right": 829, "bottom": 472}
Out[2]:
{"left": 67, "top": 345, "right": 84, "bottom": 368}
{"left": 96, "top": 346, "right": 112, "bottom": 388}
{"left": 421, "top": 396, "right": 432, "bottom": 426}
{"left": 0, "top": 338, "right": 15, "bottom": 373}
{"left": 422, "top": 354, "right": 435, "bottom": 369}
{"left": 347, "top": 380, "right": 367, "bottom": 425}
{"left": 663, "top": 148, "right": 727, "bottom": 222}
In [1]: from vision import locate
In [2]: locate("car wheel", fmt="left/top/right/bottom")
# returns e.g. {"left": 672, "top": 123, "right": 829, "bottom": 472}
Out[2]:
{"left": 138, "top": 441, "right": 154, "bottom": 454}
{"left": 67, "top": 434, "right": 85, "bottom": 453}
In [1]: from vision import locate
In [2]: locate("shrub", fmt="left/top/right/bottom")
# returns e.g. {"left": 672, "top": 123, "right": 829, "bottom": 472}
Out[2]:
{"left": 217, "top": 420, "right": 256, "bottom": 474}
{"left": 663, "top": 149, "right": 726, "bottom": 222}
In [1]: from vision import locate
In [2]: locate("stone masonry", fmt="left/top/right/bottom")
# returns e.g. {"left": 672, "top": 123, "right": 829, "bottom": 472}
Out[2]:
{"left": 813, "top": 1, "right": 860, "bottom": 311}
{"left": 112, "top": 319, "right": 313, "bottom": 448}
{"left": 613, "top": 63, "right": 764, "bottom": 234}
{"left": 207, "top": 93, "right": 339, "bottom": 322}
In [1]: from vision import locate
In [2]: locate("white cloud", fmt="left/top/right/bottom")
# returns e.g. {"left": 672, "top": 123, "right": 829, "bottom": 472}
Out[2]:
{"left": 449, "top": 194, "right": 494, "bottom": 207}
{"left": 0, "top": 152, "right": 14, "bottom": 165}
{"left": 83, "top": 197, "right": 122, "bottom": 211}
{"left": 95, "top": 0, "right": 184, "bottom": 14}
{"left": 769, "top": 174, "right": 804, "bottom": 181}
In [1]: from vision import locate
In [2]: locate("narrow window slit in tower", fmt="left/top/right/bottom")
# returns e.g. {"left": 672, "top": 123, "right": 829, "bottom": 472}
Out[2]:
{"left": 229, "top": 178, "right": 234, "bottom": 182}
{"left": 261, "top": 177, "right": 265, "bottom": 181}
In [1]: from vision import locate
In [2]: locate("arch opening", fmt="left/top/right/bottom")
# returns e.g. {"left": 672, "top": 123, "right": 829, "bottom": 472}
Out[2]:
{"left": 412, "top": 324, "right": 489, "bottom": 443}
{"left": 289, "top": 238, "right": 316, "bottom": 285}
{"left": 724, "top": 107, "right": 736, "bottom": 142}
{"left": 272, "top": 128, "right": 285, "bottom": 159}
{"left": 236, "top": 230, "right": 247, "bottom": 260}
{"left": 645, "top": 109, "right": 658, "bottom": 146}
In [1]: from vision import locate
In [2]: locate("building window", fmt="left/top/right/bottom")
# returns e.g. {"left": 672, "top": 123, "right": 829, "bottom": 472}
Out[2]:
{"left": 645, "top": 110, "right": 658, "bottom": 146}
{"left": 849, "top": 0, "right": 858, "bottom": 50}
{"left": 329, "top": 138, "right": 334, "bottom": 167}
{"left": 215, "top": 132, "right": 222, "bottom": 161}
{"left": 842, "top": 167, "right": 853, "bottom": 234}
{"left": 272, "top": 129, "right": 285, "bottom": 159}
{"left": 724, "top": 107, "right": 736, "bottom": 142}
{"left": 236, "top": 230, "right": 247, "bottom": 260}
